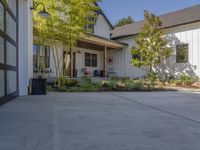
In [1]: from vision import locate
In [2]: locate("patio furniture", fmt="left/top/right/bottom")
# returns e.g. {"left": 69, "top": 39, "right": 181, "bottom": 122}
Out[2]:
{"left": 94, "top": 70, "right": 101, "bottom": 77}
{"left": 83, "top": 68, "right": 91, "bottom": 76}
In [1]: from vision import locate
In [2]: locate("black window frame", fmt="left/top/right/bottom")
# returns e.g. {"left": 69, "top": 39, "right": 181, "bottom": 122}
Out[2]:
{"left": 176, "top": 44, "right": 189, "bottom": 63}
{"left": 84, "top": 16, "right": 95, "bottom": 33}
{"left": 85, "top": 53, "right": 97, "bottom": 67}
{"left": 33, "top": 43, "right": 50, "bottom": 72}
{"left": 0, "top": 0, "right": 18, "bottom": 105}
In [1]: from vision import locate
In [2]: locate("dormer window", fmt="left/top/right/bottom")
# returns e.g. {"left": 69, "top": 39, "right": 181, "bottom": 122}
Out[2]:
{"left": 85, "top": 17, "right": 95, "bottom": 33}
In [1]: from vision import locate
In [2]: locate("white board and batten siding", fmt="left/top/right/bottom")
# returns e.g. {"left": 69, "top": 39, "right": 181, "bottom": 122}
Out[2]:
{"left": 108, "top": 36, "right": 146, "bottom": 78}
{"left": 75, "top": 48, "right": 104, "bottom": 77}
{"left": 46, "top": 44, "right": 105, "bottom": 78}
{"left": 163, "top": 22, "right": 200, "bottom": 77}
{"left": 94, "top": 14, "right": 112, "bottom": 39}
{"left": 112, "top": 21, "right": 200, "bottom": 78}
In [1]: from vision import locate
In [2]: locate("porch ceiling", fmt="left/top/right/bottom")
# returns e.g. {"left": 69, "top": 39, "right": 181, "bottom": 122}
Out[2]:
{"left": 78, "top": 34, "right": 128, "bottom": 51}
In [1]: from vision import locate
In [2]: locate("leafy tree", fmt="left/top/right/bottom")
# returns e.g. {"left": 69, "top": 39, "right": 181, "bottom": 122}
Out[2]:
{"left": 131, "top": 10, "right": 172, "bottom": 74}
{"left": 33, "top": 0, "right": 100, "bottom": 86}
{"left": 114, "top": 16, "right": 134, "bottom": 28}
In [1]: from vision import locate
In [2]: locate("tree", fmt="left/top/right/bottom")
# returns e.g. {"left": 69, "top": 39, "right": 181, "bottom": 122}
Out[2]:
{"left": 114, "top": 16, "right": 134, "bottom": 28}
{"left": 33, "top": 0, "right": 100, "bottom": 86}
{"left": 131, "top": 10, "right": 172, "bottom": 74}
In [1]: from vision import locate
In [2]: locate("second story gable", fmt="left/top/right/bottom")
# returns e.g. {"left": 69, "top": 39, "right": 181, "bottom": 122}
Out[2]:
{"left": 94, "top": 11, "right": 113, "bottom": 39}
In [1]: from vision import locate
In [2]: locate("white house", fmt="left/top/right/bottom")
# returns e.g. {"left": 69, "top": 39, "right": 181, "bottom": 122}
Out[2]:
{"left": 111, "top": 5, "right": 200, "bottom": 78}
{"left": 33, "top": 6, "right": 127, "bottom": 79}
{"left": 33, "top": 4, "right": 200, "bottom": 80}
{"left": 1, "top": 1, "right": 200, "bottom": 103}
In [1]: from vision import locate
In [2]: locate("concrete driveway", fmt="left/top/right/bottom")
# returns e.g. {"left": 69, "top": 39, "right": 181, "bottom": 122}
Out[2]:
{"left": 0, "top": 92, "right": 200, "bottom": 150}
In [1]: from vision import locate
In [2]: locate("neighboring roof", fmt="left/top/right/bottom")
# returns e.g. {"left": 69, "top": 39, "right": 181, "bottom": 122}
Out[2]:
{"left": 111, "top": 4, "right": 200, "bottom": 39}
{"left": 95, "top": 3, "right": 114, "bottom": 29}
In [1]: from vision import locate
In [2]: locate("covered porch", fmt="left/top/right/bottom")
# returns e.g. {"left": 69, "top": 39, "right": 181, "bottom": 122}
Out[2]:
{"left": 66, "top": 34, "right": 127, "bottom": 78}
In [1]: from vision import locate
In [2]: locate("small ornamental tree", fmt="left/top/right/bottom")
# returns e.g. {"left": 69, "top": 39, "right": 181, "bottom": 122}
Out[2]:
{"left": 131, "top": 11, "right": 172, "bottom": 74}
{"left": 33, "top": 0, "right": 100, "bottom": 86}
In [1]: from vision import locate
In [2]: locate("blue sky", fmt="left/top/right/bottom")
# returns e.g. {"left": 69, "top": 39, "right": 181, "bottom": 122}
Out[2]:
{"left": 98, "top": 0, "right": 200, "bottom": 25}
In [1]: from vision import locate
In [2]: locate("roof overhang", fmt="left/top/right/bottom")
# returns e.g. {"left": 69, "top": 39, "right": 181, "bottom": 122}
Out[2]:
{"left": 78, "top": 34, "right": 128, "bottom": 51}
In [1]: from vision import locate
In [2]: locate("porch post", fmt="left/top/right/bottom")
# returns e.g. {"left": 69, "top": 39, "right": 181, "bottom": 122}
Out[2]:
{"left": 104, "top": 46, "right": 107, "bottom": 77}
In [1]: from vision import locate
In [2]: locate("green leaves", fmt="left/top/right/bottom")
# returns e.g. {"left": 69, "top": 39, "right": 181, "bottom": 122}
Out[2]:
{"left": 131, "top": 11, "right": 172, "bottom": 73}
{"left": 33, "top": 0, "right": 101, "bottom": 46}
{"left": 114, "top": 16, "right": 134, "bottom": 28}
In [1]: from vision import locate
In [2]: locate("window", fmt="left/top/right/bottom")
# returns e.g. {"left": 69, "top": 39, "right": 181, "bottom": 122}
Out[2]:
{"left": 7, "top": 70, "right": 17, "bottom": 94}
{"left": 6, "top": 41, "right": 17, "bottom": 66}
{"left": 33, "top": 44, "right": 50, "bottom": 71}
{"left": 85, "top": 53, "right": 91, "bottom": 67}
{"left": 132, "top": 54, "right": 141, "bottom": 60}
{"left": 6, "top": 0, "right": 17, "bottom": 16}
{"left": 85, "top": 53, "right": 97, "bottom": 67}
{"left": 85, "top": 17, "right": 95, "bottom": 33}
{"left": 176, "top": 44, "right": 188, "bottom": 63}
{"left": 0, "top": 0, "right": 18, "bottom": 101}
{"left": 45, "top": 46, "right": 50, "bottom": 68}
{"left": 0, "top": 36, "right": 4, "bottom": 64}
{"left": 6, "top": 11, "right": 17, "bottom": 41}
{"left": 0, "top": 70, "right": 5, "bottom": 97}
{"left": 0, "top": 3, "right": 4, "bottom": 31}
{"left": 92, "top": 54, "right": 97, "bottom": 67}
{"left": 33, "top": 44, "right": 38, "bottom": 70}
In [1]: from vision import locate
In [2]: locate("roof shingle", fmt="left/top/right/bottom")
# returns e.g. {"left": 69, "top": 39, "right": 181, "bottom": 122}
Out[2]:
{"left": 111, "top": 5, "right": 200, "bottom": 39}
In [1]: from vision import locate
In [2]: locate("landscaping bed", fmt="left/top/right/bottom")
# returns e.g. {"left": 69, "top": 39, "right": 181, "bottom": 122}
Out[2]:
{"left": 46, "top": 74, "right": 200, "bottom": 93}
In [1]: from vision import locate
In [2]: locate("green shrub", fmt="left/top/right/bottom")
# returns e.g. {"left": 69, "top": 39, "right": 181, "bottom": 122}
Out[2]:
{"left": 47, "top": 85, "right": 54, "bottom": 92}
{"left": 81, "top": 76, "right": 92, "bottom": 84}
{"left": 65, "top": 79, "right": 78, "bottom": 87}
{"left": 145, "top": 73, "right": 160, "bottom": 83}
{"left": 67, "top": 82, "right": 100, "bottom": 92}
{"left": 57, "top": 86, "right": 68, "bottom": 92}
{"left": 169, "top": 79, "right": 180, "bottom": 86}
{"left": 111, "top": 76, "right": 121, "bottom": 81}
{"left": 55, "top": 77, "right": 78, "bottom": 87}
{"left": 102, "top": 82, "right": 109, "bottom": 88}
{"left": 124, "top": 82, "right": 135, "bottom": 90}
{"left": 179, "top": 74, "right": 199, "bottom": 86}
{"left": 107, "top": 80, "right": 118, "bottom": 90}
{"left": 124, "top": 81, "right": 144, "bottom": 90}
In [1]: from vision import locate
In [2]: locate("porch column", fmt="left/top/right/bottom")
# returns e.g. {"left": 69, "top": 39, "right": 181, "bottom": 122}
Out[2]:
{"left": 104, "top": 46, "right": 107, "bottom": 77}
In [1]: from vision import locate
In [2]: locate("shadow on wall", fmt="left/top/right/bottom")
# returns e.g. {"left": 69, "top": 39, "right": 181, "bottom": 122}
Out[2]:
{"left": 155, "top": 33, "right": 198, "bottom": 77}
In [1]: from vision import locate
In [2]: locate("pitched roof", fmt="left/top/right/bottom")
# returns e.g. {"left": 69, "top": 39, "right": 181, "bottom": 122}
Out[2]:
{"left": 111, "top": 4, "right": 200, "bottom": 39}
{"left": 95, "top": 3, "right": 114, "bottom": 29}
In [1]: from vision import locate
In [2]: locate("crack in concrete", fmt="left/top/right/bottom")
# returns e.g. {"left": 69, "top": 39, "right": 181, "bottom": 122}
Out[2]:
{"left": 110, "top": 93, "right": 200, "bottom": 126}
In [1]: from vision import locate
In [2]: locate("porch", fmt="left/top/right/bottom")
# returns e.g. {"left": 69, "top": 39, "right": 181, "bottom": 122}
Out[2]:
{"left": 64, "top": 34, "right": 127, "bottom": 78}
{"left": 33, "top": 34, "right": 127, "bottom": 79}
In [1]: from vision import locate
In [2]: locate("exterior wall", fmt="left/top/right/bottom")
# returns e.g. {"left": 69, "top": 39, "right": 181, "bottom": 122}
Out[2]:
{"left": 94, "top": 14, "right": 112, "bottom": 39}
{"left": 19, "top": 0, "right": 33, "bottom": 95}
{"left": 114, "top": 21, "right": 200, "bottom": 78}
{"left": 159, "top": 22, "right": 200, "bottom": 77}
{"left": 107, "top": 49, "right": 128, "bottom": 77}
{"left": 75, "top": 48, "right": 104, "bottom": 77}
{"left": 39, "top": 42, "right": 105, "bottom": 78}
{"left": 109, "top": 36, "right": 146, "bottom": 78}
